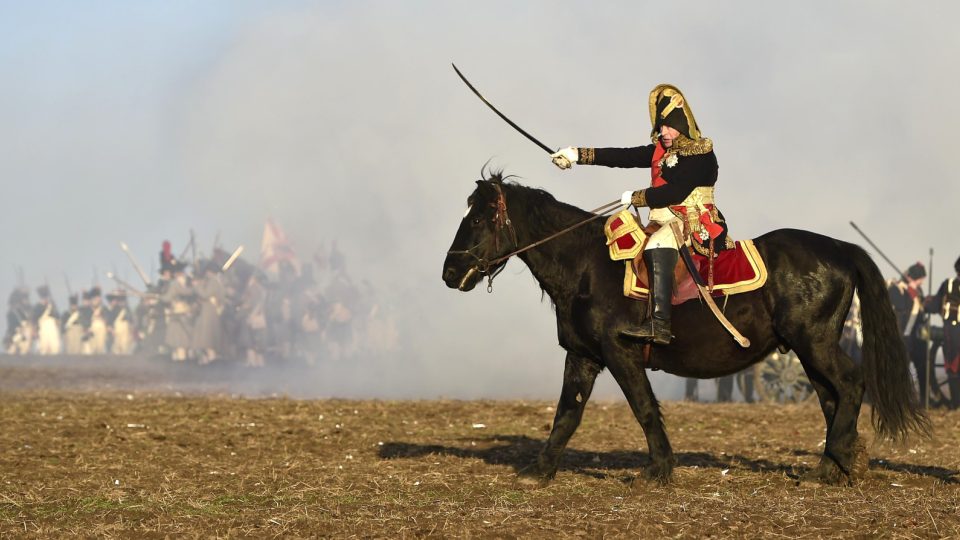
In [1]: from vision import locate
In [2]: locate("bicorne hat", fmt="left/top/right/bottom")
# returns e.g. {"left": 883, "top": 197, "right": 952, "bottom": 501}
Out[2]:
{"left": 649, "top": 84, "right": 702, "bottom": 142}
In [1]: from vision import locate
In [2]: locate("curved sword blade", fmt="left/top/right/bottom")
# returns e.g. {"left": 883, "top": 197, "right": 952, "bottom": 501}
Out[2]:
{"left": 452, "top": 63, "right": 555, "bottom": 155}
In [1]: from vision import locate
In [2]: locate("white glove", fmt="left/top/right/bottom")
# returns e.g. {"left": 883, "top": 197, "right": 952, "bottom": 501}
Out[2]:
{"left": 621, "top": 190, "right": 634, "bottom": 206}
{"left": 550, "top": 147, "right": 578, "bottom": 170}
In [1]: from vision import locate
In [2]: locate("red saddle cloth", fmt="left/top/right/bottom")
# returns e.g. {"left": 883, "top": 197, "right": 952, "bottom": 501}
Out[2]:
{"left": 604, "top": 210, "right": 767, "bottom": 304}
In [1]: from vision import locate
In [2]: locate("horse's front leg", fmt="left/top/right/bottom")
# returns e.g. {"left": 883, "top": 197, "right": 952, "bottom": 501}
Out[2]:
{"left": 603, "top": 339, "right": 675, "bottom": 484}
{"left": 517, "top": 351, "right": 601, "bottom": 487}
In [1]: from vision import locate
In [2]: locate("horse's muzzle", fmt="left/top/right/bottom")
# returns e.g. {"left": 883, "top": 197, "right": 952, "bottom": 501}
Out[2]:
{"left": 443, "top": 265, "right": 479, "bottom": 291}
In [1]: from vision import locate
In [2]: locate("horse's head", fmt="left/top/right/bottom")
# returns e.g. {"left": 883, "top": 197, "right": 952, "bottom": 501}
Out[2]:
{"left": 442, "top": 173, "right": 520, "bottom": 292}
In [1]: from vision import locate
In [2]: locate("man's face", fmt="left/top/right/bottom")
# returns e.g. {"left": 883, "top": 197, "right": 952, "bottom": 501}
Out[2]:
{"left": 660, "top": 125, "right": 680, "bottom": 148}
{"left": 909, "top": 277, "right": 925, "bottom": 290}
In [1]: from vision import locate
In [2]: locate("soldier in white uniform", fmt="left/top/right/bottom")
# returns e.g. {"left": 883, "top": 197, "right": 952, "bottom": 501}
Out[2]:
{"left": 61, "top": 294, "right": 85, "bottom": 355}
{"left": 33, "top": 286, "right": 61, "bottom": 355}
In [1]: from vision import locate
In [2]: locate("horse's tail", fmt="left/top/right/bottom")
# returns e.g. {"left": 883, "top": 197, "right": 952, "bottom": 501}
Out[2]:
{"left": 850, "top": 245, "right": 930, "bottom": 441}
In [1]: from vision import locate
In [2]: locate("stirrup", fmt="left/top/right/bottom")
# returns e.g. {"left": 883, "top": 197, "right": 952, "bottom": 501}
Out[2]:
{"left": 620, "top": 318, "right": 672, "bottom": 345}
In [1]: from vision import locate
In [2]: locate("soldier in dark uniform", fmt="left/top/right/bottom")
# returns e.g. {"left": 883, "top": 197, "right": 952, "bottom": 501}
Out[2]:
{"left": 927, "top": 255, "right": 960, "bottom": 409}
{"left": 888, "top": 262, "right": 937, "bottom": 404}
{"left": 5, "top": 288, "right": 32, "bottom": 354}
{"left": 551, "top": 84, "right": 730, "bottom": 345}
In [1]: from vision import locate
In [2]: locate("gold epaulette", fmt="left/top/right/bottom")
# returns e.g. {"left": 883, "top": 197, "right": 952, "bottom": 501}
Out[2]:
{"left": 671, "top": 136, "right": 713, "bottom": 156}
{"left": 577, "top": 147, "right": 595, "bottom": 165}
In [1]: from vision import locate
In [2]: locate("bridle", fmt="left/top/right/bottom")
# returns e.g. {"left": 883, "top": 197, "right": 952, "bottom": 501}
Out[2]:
{"left": 447, "top": 183, "right": 623, "bottom": 292}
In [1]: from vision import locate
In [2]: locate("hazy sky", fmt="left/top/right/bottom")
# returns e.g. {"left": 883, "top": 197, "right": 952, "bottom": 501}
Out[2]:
{"left": 2, "top": 1, "right": 959, "bottom": 399}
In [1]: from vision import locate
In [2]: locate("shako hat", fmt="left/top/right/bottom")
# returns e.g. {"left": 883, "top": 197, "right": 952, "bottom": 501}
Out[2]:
{"left": 906, "top": 262, "right": 926, "bottom": 280}
{"left": 649, "top": 84, "right": 702, "bottom": 142}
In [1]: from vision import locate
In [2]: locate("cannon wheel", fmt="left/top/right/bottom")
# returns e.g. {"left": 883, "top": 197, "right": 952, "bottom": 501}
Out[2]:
{"left": 753, "top": 350, "right": 816, "bottom": 404}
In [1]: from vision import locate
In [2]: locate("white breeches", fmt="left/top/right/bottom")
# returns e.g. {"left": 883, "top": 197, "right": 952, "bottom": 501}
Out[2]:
{"left": 37, "top": 316, "right": 61, "bottom": 355}
{"left": 646, "top": 208, "right": 681, "bottom": 251}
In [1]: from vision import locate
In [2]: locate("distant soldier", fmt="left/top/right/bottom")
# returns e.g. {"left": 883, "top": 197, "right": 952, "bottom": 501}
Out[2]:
{"left": 134, "top": 284, "right": 166, "bottom": 355}
{"left": 927, "top": 255, "right": 960, "bottom": 409}
{"left": 888, "top": 262, "right": 936, "bottom": 403}
{"left": 239, "top": 272, "right": 268, "bottom": 367}
{"left": 61, "top": 294, "right": 85, "bottom": 355}
{"left": 106, "top": 290, "right": 135, "bottom": 355}
{"left": 80, "top": 287, "right": 109, "bottom": 355}
{"left": 161, "top": 262, "right": 193, "bottom": 361}
{"left": 5, "top": 288, "right": 33, "bottom": 354}
{"left": 191, "top": 262, "right": 225, "bottom": 364}
{"left": 33, "top": 285, "right": 61, "bottom": 355}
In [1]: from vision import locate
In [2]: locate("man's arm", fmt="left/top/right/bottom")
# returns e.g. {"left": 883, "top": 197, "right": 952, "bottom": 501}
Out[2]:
{"left": 577, "top": 145, "right": 655, "bottom": 168}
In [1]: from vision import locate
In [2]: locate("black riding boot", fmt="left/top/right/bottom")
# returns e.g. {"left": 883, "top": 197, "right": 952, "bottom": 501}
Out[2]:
{"left": 620, "top": 248, "right": 678, "bottom": 345}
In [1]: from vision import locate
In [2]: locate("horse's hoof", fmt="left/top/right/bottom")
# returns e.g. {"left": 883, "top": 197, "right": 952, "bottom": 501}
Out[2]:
{"left": 800, "top": 461, "right": 851, "bottom": 486}
{"left": 516, "top": 466, "right": 554, "bottom": 489}
{"left": 632, "top": 462, "right": 673, "bottom": 487}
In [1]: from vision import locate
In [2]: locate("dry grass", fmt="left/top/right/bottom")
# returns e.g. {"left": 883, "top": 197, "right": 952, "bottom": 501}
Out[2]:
{"left": 0, "top": 384, "right": 957, "bottom": 536}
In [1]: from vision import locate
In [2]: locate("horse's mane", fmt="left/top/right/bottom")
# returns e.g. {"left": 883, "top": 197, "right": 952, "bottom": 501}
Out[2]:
{"left": 478, "top": 167, "right": 605, "bottom": 305}
{"left": 479, "top": 168, "right": 594, "bottom": 224}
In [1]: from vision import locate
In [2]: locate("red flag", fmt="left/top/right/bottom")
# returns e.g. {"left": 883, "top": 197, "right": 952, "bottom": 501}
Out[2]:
{"left": 260, "top": 218, "right": 300, "bottom": 275}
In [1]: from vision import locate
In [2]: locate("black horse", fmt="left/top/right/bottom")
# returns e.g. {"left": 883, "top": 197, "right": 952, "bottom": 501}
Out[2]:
{"left": 442, "top": 172, "right": 928, "bottom": 486}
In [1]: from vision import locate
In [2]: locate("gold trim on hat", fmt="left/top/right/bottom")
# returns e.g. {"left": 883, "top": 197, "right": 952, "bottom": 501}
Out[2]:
{"left": 648, "top": 84, "right": 701, "bottom": 141}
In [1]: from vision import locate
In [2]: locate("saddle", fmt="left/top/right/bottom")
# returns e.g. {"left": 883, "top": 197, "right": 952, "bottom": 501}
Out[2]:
{"left": 604, "top": 210, "right": 767, "bottom": 304}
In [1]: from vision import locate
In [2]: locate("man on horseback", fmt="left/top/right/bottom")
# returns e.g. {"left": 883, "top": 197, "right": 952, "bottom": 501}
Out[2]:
{"left": 550, "top": 84, "right": 731, "bottom": 345}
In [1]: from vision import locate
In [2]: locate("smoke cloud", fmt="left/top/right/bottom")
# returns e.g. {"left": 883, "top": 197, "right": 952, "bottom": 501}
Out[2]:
{"left": 2, "top": 1, "right": 959, "bottom": 400}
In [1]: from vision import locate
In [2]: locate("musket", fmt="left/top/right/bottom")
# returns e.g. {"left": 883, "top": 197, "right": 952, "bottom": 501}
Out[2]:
{"left": 452, "top": 63, "right": 556, "bottom": 155}
{"left": 850, "top": 222, "right": 937, "bottom": 406}
{"left": 178, "top": 236, "right": 193, "bottom": 262}
{"left": 120, "top": 241, "right": 151, "bottom": 287}
{"left": 849, "top": 222, "right": 913, "bottom": 286}
{"left": 190, "top": 229, "right": 198, "bottom": 270}
{"left": 222, "top": 245, "right": 245, "bottom": 272}
{"left": 64, "top": 274, "right": 73, "bottom": 298}
{"left": 105, "top": 272, "right": 157, "bottom": 299}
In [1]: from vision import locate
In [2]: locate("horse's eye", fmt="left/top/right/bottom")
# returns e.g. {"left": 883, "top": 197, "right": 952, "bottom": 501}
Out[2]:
{"left": 471, "top": 218, "right": 482, "bottom": 226}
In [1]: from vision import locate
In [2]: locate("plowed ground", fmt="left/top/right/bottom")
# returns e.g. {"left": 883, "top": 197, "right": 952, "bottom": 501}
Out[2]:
{"left": 0, "top": 361, "right": 958, "bottom": 538}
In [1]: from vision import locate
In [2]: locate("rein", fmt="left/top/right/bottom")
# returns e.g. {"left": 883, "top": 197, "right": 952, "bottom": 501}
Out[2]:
{"left": 449, "top": 189, "right": 623, "bottom": 292}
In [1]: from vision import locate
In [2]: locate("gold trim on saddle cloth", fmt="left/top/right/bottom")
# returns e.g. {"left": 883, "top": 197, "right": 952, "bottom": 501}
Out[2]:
{"left": 621, "top": 239, "right": 768, "bottom": 300}
{"left": 604, "top": 210, "right": 647, "bottom": 261}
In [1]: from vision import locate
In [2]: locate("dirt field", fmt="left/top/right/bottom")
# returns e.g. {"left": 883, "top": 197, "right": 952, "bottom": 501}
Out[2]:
{"left": 0, "top": 359, "right": 958, "bottom": 538}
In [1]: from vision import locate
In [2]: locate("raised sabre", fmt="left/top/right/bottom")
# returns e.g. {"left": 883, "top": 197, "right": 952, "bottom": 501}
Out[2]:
{"left": 452, "top": 63, "right": 556, "bottom": 155}
{"left": 668, "top": 222, "right": 750, "bottom": 348}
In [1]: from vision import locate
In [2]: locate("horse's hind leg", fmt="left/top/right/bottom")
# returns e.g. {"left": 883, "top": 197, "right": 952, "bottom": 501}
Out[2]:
{"left": 603, "top": 343, "right": 674, "bottom": 484}
{"left": 518, "top": 352, "right": 601, "bottom": 487}
{"left": 796, "top": 339, "right": 865, "bottom": 484}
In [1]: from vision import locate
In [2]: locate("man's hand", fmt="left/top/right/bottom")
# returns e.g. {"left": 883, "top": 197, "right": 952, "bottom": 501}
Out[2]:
{"left": 550, "top": 147, "right": 578, "bottom": 170}
{"left": 621, "top": 190, "right": 635, "bottom": 206}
